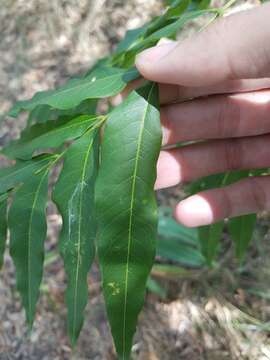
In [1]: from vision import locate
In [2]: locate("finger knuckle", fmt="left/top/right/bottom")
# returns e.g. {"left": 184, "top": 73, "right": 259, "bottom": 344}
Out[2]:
{"left": 217, "top": 96, "right": 241, "bottom": 138}
{"left": 223, "top": 138, "right": 243, "bottom": 171}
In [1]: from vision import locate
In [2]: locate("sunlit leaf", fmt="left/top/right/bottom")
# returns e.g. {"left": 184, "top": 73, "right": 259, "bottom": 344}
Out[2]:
{"left": 9, "top": 66, "right": 139, "bottom": 117}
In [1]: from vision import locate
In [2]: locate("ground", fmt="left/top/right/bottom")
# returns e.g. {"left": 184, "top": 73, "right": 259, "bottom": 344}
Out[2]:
{"left": 1, "top": 1, "right": 270, "bottom": 359}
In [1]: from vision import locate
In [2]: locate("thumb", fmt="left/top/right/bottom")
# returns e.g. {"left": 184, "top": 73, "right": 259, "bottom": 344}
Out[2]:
{"left": 135, "top": 3, "right": 270, "bottom": 87}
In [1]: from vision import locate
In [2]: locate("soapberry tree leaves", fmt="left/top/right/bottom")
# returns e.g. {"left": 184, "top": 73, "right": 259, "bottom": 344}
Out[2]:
{"left": 0, "top": 1, "right": 263, "bottom": 359}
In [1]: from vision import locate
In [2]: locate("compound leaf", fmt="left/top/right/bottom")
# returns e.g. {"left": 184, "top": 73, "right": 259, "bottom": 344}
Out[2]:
{"left": 3, "top": 115, "right": 99, "bottom": 160}
{"left": 0, "top": 193, "right": 8, "bottom": 269}
{"left": 53, "top": 130, "right": 99, "bottom": 345}
{"left": 9, "top": 167, "right": 49, "bottom": 327}
{"left": 9, "top": 66, "right": 139, "bottom": 117}
{"left": 96, "top": 83, "right": 161, "bottom": 359}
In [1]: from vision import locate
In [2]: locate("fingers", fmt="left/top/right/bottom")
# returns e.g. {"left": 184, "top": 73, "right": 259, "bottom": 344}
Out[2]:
{"left": 159, "top": 78, "right": 270, "bottom": 104}
{"left": 174, "top": 176, "right": 270, "bottom": 227}
{"left": 161, "top": 90, "right": 270, "bottom": 145}
{"left": 155, "top": 134, "right": 270, "bottom": 189}
{"left": 136, "top": 3, "right": 270, "bottom": 86}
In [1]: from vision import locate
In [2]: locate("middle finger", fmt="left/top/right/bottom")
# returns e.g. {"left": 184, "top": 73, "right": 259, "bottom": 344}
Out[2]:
{"left": 161, "top": 89, "right": 270, "bottom": 145}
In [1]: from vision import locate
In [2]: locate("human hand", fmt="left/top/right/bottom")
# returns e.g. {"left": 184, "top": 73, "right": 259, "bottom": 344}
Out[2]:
{"left": 135, "top": 3, "right": 270, "bottom": 227}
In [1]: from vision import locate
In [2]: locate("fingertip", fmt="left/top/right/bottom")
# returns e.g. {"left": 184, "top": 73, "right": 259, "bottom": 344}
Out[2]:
{"left": 174, "top": 195, "right": 214, "bottom": 227}
{"left": 155, "top": 150, "right": 182, "bottom": 190}
{"left": 135, "top": 42, "right": 177, "bottom": 80}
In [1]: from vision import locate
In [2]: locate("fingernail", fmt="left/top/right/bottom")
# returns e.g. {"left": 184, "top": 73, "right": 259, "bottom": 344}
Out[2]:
{"left": 136, "top": 42, "right": 177, "bottom": 66}
{"left": 175, "top": 195, "right": 214, "bottom": 227}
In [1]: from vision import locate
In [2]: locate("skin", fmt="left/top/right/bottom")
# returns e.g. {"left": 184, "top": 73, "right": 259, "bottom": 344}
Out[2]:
{"left": 134, "top": 3, "right": 270, "bottom": 227}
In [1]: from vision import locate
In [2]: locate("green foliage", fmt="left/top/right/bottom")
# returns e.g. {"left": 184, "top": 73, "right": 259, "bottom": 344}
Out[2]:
{"left": 0, "top": 155, "right": 53, "bottom": 193}
{"left": 3, "top": 115, "right": 100, "bottom": 160}
{"left": 9, "top": 67, "right": 139, "bottom": 116}
{"left": 53, "top": 130, "right": 99, "bottom": 344}
{"left": 228, "top": 214, "right": 257, "bottom": 261}
{"left": 0, "top": 1, "right": 262, "bottom": 358}
{"left": 9, "top": 167, "right": 49, "bottom": 327}
{"left": 95, "top": 83, "right": 161, "bottom": 358}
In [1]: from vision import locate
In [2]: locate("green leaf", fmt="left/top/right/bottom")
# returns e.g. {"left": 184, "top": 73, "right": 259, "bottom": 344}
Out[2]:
{"left": 0, "top": 155, "right": 53, "bottom": 194}
{"left": 126, "top": 9, "right": 216, "bottom": 57}
{"left": 27, "top": 99, "right": 98, "bottom": 126}
{"left": 9, "top": 66, "right": 139, "bottom": 117}
{"left": 157, "top": 236, "right": 204, "bottom": 267}
{"left": 142, "top": 9, "right": 216, "bottom": 46}
{"left": 3, "top": 115, "right": 100, "bottom": 160}
{"left": 157, "top": 207, "right": 204, "bottom": 267}
{"left": 198, "top": 221, "right": 223, "bottom": 267}
{"left": 158, "top": 206, "right": 198, "bottom": 246}
{"left": 96, "top": 83, "right": 161, "bottom": 359}
{"left": 114, "top": 26, "right": 148, "bottom": 55}
{"left": 228, "top": 214, "right": 257, "bottom": 261}
{"left": 114, "top": 8, "right": 218, "bottom": 68}
{"left": 112, "top": 1, "right": 190, "bottom": 66}
{"left": 189, "top": 0, "right": 212, "bottom": 10}
{"left": 145, "top": 0, "right": 191, "bottom": 36}
{"left": 9, "top": 167, "right": 49, "bottom": 326}
{"left": 0, "top": 193, "right": 8, "bottom": 269}
{"left": 53, "top": 130, "right": 99, "bottom": 345}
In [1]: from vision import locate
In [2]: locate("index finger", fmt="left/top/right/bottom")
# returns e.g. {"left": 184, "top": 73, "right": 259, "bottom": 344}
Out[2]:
{"left": 136, "top": 3, "right": 270, "bottom": 87}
